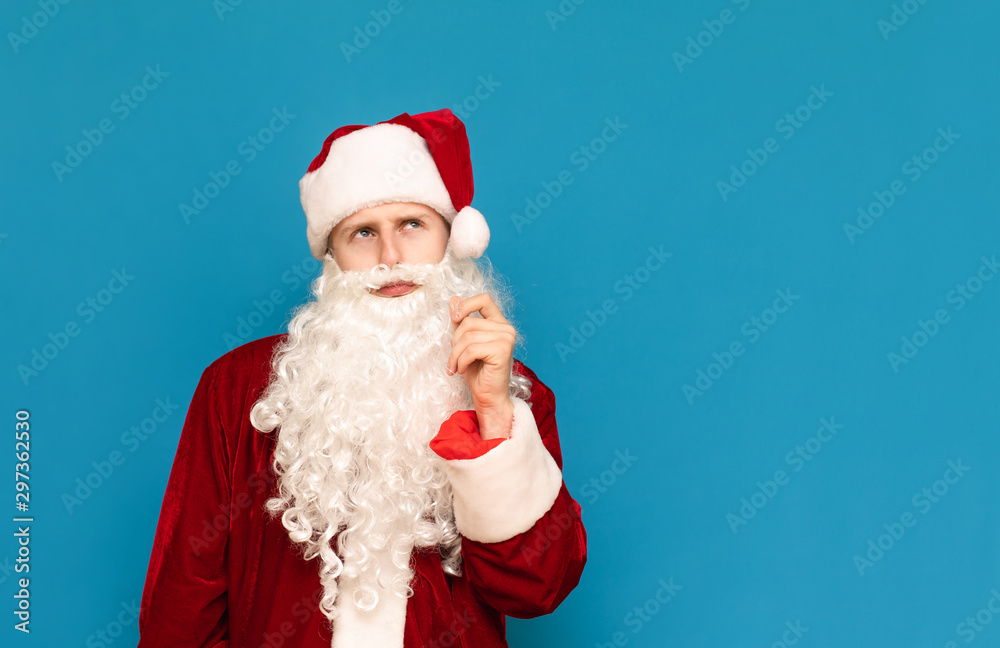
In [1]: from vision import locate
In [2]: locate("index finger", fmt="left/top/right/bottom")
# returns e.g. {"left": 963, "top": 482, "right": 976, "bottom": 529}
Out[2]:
{"left": 451, "top": 293, "right": 507, "bottom": 325}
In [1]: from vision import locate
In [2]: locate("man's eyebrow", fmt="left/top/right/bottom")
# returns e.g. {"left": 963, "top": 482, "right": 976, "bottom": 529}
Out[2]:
{"left": 343, "top": 215, "right": 430, "bottom": 231}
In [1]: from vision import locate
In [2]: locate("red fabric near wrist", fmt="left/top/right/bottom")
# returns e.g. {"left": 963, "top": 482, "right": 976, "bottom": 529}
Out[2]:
{"left": 430, "top": 410, "right": 507, "bottom": 460}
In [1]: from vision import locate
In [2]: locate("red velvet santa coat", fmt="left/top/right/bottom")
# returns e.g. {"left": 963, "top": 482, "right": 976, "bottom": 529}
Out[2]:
{"left": 137, "top": 334, "right": 587, "bottom": 648}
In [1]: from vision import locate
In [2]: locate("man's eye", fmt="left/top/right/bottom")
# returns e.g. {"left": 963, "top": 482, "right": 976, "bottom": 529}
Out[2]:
{"left": 405, "top": 220, "right": 422, "bottom": 229}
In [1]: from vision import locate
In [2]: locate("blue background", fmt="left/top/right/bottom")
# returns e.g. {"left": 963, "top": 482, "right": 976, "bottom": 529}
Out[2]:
{"left": 3, "top": 1, "right": 999, "bottom": 646}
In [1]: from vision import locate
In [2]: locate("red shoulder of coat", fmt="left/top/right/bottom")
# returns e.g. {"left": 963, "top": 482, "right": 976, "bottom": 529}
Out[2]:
{"left": 206, "top": 334, "right": 287, "bottom": 377}
{"left": 209, "top": 333, "right": 287, "bottom": 370}
{"left": 197, "top": 334, "right": 289, "bottom": 414}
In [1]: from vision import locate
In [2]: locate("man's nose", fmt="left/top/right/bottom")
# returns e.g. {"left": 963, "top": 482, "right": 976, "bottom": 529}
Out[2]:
{"left": 378, "top": 234, "right": 402, "bottom": 266}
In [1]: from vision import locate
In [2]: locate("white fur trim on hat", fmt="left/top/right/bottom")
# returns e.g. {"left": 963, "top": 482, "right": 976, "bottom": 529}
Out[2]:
{"left": 439, "top": 397, "right": 563, "bottom": 543}
{"left": 300, "top": 123, "right": 457, "bottom": 260}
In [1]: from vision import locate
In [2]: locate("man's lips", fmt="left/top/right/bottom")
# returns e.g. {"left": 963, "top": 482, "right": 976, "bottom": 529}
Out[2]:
{"left": 375, "top": 281, "right": 417, "bottom": 296}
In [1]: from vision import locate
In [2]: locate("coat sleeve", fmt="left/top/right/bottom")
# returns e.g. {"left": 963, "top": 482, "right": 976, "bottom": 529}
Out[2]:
{"left": 431, "top": 368, "right": 588, "bottom": 618}
{"left": 138, "top": 362, "right": 231, "bottom": 648}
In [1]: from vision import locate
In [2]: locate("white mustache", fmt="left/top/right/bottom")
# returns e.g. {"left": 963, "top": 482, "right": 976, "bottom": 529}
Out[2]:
{"left": 341, "top": 260, "right": 443, "bottom": 293}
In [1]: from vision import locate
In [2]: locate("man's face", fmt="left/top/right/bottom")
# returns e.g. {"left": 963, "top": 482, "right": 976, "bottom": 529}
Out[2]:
{"left": 328, "top": 202, "right": 450, "bottom": 298}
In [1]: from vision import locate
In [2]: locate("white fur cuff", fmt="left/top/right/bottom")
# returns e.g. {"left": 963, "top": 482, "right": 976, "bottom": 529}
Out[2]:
{"left": 443, "top": 397, "right": 563, "bottom": 543}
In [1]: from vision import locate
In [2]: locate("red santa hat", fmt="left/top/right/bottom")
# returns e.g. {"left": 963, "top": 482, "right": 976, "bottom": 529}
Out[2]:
{"left": 298, "top": 108, "right": 491, "bottom": 261}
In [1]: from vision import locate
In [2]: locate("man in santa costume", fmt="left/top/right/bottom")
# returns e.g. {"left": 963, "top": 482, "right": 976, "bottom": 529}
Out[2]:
{"left": 137, "top": 108, "right": 587, "bottom": 648}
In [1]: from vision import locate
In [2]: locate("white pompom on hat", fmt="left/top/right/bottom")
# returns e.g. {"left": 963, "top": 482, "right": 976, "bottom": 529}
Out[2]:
{"left": 298, "top": 108, "right": 491, "bottom": 261}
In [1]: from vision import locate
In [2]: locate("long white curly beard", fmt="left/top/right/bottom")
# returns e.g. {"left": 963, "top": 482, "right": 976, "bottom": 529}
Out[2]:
{"left": 249, "top": 249, "right": 529, "bottom": 630}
